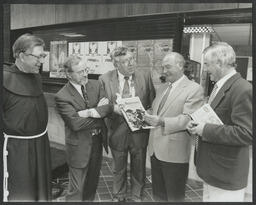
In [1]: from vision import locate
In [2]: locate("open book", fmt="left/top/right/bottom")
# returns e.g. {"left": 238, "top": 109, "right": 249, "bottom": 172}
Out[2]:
{"left": 190, "top": 103, "right": 223, "bottom": 125}
{"left": 117, "top": 96, "right": 154, "bottom": 131}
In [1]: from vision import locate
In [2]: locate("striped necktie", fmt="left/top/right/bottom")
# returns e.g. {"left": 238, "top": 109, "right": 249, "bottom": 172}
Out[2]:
{"left": 208, "top": 84, "right": 218, "bottom": 104}
{"left": 81, "top": 85, "right": 89, "bottom": 107}
{"left": 122, "top": 76, "right": 131, "bottom": 98}
{"left": 157, "top": 84, "right": 172, "bottom": 114}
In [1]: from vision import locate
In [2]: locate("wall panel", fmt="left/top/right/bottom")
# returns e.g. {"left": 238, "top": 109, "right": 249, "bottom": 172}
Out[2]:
{"left": 11, "top": 4, "right": 56, "bottom": 29}
{"left": 55, "top": 3, "right": 126, "bottom": 24}
{"left": 10, "top": 3, "right": 249, "bottom": 30}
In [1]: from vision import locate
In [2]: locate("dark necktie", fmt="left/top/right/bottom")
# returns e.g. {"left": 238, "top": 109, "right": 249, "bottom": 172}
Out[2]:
{"left": 157, "top": 84, "right": 172, "bottom": 114}
{"left": 122, "top": 76, "right": 131, "bottom": 98}
{"left": 208, "top": 84, "right": 218, "bottom": 104}
{"left": 81, "top": 85, "right": 89, "bottom": 107}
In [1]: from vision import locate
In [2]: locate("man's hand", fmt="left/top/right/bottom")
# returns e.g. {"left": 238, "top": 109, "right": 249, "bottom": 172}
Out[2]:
{"left": 97, "top": 97, "right": 109, "bottom": 106}
{"left": 113, "top": 104, "right": 123, "bottom": 115}
{"left": 78, "top": 109, "right": 91, "bottom": 118}
{"left": 186, "top": 120, "right": 205, "bottom": 136}
{"left": 144, "top": 113, "right": 164, "bottom": 127}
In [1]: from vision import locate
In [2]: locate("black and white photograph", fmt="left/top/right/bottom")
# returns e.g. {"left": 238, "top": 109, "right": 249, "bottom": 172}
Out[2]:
{"left": 2, "top": 1, "right": 253, "bottom": 203}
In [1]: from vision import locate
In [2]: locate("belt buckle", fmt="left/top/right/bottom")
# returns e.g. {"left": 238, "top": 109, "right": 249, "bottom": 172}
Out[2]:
{"left": 91, "top": 129, "right": 101, "bottom": 136}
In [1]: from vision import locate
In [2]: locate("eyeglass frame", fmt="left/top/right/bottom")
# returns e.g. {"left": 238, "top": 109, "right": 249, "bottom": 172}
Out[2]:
{"left": 22, "top": 52, "right": 47, "bottom": 60}
{"left": 71, "top": 67, "right": 90, "bottom": 75}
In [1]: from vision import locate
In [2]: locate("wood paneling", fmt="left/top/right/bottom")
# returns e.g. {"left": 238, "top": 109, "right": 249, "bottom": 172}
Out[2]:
{"left": 238, "top": 3, "right": 252, "bottom": 8}
{"left": 11, "top": 4, "right": 56, "bottom": 29}
{"left": 125, "top": 3, "right": 238, "bottom": 16}
{"left": 10, "top": 3, "right": 250, "bottom": 29}
{"left": 55, "top": 3, "right": 126, "bottom": 24}
{"left": 3, "top": 4, "right": 11, "bottom": 62}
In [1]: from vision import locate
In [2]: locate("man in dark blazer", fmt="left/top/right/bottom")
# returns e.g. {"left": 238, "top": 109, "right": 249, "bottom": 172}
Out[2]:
{"left": 99, "top": 47, "right": 155, "bottom": 202}
{"left": 55, "top": 55, "right": 113, "bottom": 201}
{"left": 187, "top": 42, "right": 252, "bottom": 202}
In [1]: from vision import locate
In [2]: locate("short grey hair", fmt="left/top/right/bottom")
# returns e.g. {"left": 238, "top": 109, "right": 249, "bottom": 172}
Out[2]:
{"left": 63, "top": 55, "right": 82, "bottom": 73}
{"left": 203, "top": 42, "right": 236, "bottom": 67}
{"left": 163, "top": 52, "right": 185, "bottom": 68}
{"left": 12, "top": 33, "right": 45, "bottom": 59}
{"left": 110, "top": 46, "right": 130, "bottom": 61}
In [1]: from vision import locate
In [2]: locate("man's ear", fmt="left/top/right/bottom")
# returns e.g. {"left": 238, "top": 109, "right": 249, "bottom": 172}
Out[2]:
{"left": 19, "top": 52, "right": 25, "bottom": 62}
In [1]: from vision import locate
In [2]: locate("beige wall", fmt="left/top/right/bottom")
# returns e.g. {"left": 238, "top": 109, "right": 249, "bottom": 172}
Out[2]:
{"left": 10, "top": 3, "right": 251, "bottom": 29}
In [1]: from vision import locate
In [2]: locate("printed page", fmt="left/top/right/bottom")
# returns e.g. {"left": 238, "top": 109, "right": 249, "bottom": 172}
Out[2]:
{"left": 190, "top": 104, "right": 223, "bottom": 125}
{"left": 117, "top": 96, "right": 154, "bottom": 131}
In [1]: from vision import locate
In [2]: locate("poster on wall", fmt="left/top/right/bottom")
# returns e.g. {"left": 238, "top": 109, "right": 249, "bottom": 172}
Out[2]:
{"left": 49, "top": 41, "right": 68, "bottom": 78}
{"left": 68, "top": 42, "right": 86, "bottom": 57}
{"left": 47, "top": 39, "right": 173, "bottom": 77}
{"left": 137, "top": 40, "right": 154, "bottom": 68}
{"left": 42, "top": 51, "right": 50, "bottom": 72}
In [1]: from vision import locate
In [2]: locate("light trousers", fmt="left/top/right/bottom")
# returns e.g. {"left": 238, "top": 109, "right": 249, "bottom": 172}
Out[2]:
{"left": 203, "top": 183, "right": 245, "bottom": 202}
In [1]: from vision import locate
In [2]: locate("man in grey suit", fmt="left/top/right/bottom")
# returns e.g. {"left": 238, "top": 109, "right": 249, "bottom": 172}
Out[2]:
{"left": 144, "top": 52, "right": 204, "bottom": 202}
{"left": 99, "top": 47, "right": 155, "bottom": 202}
{"left": 55, "top": 55, "right": 113, "bottom": 201}
{"left": 187, "top": 42, "right": 252, "bottom": 202}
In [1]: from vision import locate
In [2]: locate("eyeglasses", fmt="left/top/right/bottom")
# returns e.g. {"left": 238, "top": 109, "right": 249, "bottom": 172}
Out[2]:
{"left": 23, "top": 52, "right": 47, "bottom": 60}
{"left": 73, "top": 67, "right": 90, "bottom": 75}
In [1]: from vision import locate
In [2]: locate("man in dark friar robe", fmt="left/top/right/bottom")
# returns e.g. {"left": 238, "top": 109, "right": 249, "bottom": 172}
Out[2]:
{"left": 3, "top": 33, "right": 51, "bottom": 202}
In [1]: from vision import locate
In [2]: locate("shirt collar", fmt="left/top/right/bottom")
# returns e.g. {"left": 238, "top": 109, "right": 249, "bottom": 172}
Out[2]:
{"left": 170, "top": 74, "right": 185, "bottom": 88}
{"left": 117, "top": 70, "right": 132, "bottom": 81}
{"left": 215, "top": 69, "right": 237, "bottom": 89}
{"left": 70, "top": 81, "right": 83, "bottom": 92}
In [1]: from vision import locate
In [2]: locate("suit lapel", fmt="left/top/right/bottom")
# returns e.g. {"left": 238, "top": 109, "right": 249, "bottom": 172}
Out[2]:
{"left": 66, "top": 82, "right": 86, "bottom": 108}
{"left": 158, "top": 76, "right": 189, "bottom": 115}
{"left": 133, "top": 70, "right": 144, "bottom": 97}
{"left": 153, "top": 83, "right": 169, "bottom": 115}
{"left": 109, "top": 70, "right": 120, "bottom": 103}
{"left": 211, "top": 73, "right": 241, "bottom": 109}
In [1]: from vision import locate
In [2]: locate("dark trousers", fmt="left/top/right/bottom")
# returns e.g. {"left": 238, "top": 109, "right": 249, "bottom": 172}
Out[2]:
{"left": 151, "top": 154, "right": 189, "bottom": 202}
{"left": 66, "top": 134, "right": 102, "bottom": 201}
{"left": 111, "top": 146, "right": 147, "bottom": 200}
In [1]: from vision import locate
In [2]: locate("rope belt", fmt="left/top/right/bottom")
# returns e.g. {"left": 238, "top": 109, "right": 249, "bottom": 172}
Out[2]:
{"left": 3, "top": 129, "right": 47, "bottom": 202}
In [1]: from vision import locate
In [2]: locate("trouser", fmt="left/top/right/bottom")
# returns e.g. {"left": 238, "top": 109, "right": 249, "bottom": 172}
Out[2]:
{"left": 66, "top": 134, "right": 102, "bottom": 201}
{"left": 111, "top": 146, "right": 147, "bottom": 200}
{"left": 203, "top": 183, "right": 245, "bottom": 202}
{"left": 151, "top": 154, "right": 189, "bottom": 202}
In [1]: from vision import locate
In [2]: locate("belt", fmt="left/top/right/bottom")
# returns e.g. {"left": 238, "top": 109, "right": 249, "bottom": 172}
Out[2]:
{"left": 90, "top": 128, "right": 101, "bottom": 136}
{"left": 3, "top": 128, "right": 47, "bottom": 202}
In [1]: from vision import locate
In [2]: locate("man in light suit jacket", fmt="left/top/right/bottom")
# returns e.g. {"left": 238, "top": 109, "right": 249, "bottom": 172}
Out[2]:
{"left": 144, "top": 52, "right": 204, "bottom": 202}
{"left": 99, "top": 47, "right": 155, "bottom": 202}
{"left": 187, "top": 42, "right": 252, "bottom": 202}
{"left": 55, "top": 55, "right": 113, "bottom": 201}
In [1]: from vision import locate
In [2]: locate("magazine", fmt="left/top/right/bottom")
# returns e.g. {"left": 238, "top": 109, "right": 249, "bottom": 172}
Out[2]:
{"left": 116, "top": 96, "right": 154, "bottom": 131}
{"left": 190, "top": 103, "right": 223, "bottom": 125}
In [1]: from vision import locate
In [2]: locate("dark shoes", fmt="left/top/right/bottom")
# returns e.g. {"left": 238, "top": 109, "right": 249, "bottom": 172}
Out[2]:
{"left": 112, "top": 197, "right": 126, "bottom": 202}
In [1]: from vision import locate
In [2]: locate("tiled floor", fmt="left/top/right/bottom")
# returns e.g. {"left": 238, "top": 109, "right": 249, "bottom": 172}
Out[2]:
{"left": 51, "top": 148, "right": 252, "bottom": 202}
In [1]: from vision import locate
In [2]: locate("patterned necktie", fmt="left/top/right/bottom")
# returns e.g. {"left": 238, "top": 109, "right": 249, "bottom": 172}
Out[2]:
{"left": 81, "top": 85, "right": 89, "bottom": 107}
{"left": 122, "top": 76, "right": 131, "bottom": 98}
{"left": 157, "top": 84, "right": 172, "bottom": 114}
{"left": 208, "top": 84, "right": 218, "bottom": 104}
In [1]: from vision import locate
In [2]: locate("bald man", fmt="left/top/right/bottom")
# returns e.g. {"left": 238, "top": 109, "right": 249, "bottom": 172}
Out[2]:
{"left": 144, "top": 52, "right": 204, "bottom": 202}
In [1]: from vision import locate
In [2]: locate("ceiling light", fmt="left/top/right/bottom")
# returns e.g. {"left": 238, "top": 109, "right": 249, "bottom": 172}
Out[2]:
{"left": 59, "top": 32, "right": 86, "bottom": 37}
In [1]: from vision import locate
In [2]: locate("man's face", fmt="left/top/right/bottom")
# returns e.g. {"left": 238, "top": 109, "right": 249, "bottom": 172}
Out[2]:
{"left": 203, "top": 56, "right": 222, "bottom": 82}
{"left": 114, "top": 52, "right": 135, "bottom": 76}
{"left": 69, "top": 61, "right": 89, "bottom": 85}
{"left": 20, "top": 46, "right": 46, "bottom": 73}
{"left": 161, "top": 57, "right": 182, "bottom": 83}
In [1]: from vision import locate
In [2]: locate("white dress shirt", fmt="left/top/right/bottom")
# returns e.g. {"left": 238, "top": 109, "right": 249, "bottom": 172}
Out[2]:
{"left": 117, "top": 70, "right": 135, "bottom": 97}
{"left": 214, "top": 69, "right": 237, "bottom": 97}
{"left": 70, "top": 81, "right": 100, "bottom": 118}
